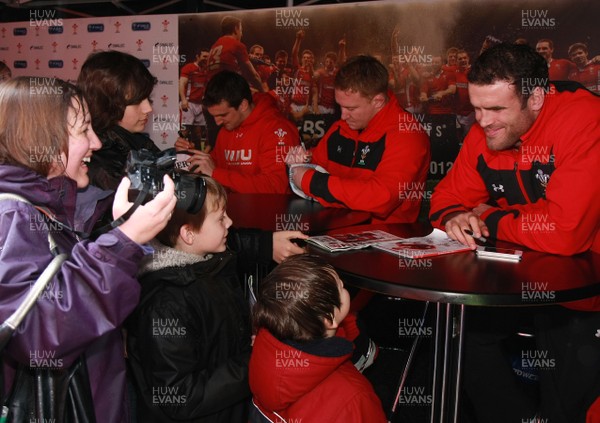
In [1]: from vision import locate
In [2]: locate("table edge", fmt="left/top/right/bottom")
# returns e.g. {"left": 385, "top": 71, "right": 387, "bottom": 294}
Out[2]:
{"left": 337, "top": 268, "right": 600, "bottom": 306}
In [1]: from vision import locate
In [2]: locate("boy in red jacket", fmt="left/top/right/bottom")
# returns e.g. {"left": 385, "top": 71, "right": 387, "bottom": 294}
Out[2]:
{"left": 249, "top": 254, "right": 387, "bottom": 423}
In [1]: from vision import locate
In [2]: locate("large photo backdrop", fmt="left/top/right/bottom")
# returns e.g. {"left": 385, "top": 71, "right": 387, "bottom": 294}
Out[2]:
{"left": 0, "top": 0, "right": 597, "bottom": 166}
{"left": 179, "top": 0, "right": 599, "bottom": 180}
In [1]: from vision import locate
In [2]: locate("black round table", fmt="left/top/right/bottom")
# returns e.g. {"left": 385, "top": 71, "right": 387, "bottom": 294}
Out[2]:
{"left": 308, "top": 223, "right": 600, "bottom": 306}
{"left": 308, "top": 223, "right": 600, "bottom": 423}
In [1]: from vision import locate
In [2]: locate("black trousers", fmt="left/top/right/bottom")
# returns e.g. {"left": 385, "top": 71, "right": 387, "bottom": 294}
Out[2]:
{"left": 463, "top": 306, "right": 600, "bottom": 423}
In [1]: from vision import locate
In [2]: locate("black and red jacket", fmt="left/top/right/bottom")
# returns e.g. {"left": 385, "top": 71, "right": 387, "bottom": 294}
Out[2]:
{"left": 301, "top": 93, "right": 430, "bottom": 223}
{"left": 430, "top": 82, "right": 600, "bottom": 257}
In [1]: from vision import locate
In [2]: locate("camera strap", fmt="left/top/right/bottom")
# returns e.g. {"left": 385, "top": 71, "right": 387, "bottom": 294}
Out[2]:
{"left": 88, "top": 182, "right": 152, "bottom": 239}
{"left": 12, "top": 183, "right": 152, "bottom": 241}
{"left": 0, "top": 193, "right": 68, "bottom": 350}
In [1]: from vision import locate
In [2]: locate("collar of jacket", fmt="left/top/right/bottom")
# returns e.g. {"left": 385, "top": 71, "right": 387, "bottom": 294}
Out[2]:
{"left": 98, "top": 125, "right": 160, "bottom": 153}
{"left": 0, "top": 164, "right": 78, "bottom": 226}
{"left": 138, "top": 239, "right": 233, "bottom": 286}
{"left": 285, "top": 334, "right": 353, "bottom": 357}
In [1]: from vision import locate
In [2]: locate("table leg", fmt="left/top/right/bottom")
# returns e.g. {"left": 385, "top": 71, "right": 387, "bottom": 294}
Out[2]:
{"left": 452, "top": 304, "right": 465, "bottom": 423}
{"left": 391, "top": 302, "right": 430, "bottom": 416}
{"left": 430, "top": 303, "right": 465, "bottom": 423}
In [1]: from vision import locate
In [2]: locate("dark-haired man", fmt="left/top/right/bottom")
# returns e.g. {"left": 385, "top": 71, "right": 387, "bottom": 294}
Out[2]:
{"left": 179, "top": 71, "right": 299, "bottom": 194}
{"left": 430, "top": 43, "right": 600, "bottom": 423}
{"left": 535, "top": 38, "right": 575, "bottom": 81}
{"left": 568, "top": 42, "right": 600, "bottom": 94}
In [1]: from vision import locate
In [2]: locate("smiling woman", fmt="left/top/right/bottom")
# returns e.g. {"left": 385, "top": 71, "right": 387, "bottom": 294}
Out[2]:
{"left": 0, "top": 76, "right": 176, "bottom": 423}
{"left": 47, "top": 90, "right": 102, "bottom": 188}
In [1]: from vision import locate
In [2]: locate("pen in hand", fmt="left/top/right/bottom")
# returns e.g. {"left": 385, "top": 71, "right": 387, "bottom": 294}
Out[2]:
{"left": 300, "top": 141, "right": 311, "bottom": 163}
{"left": 463, "top": 229, "right": 489, "bottom": 244}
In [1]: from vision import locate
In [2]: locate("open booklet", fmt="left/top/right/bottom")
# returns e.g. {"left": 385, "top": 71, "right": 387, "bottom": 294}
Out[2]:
{"left": 308, "top": 228, "right": 472, "bottom": 257}
{"left": 307, "top": 230, "right": 402, "bottom": 252}
{"left": 288, "top": 163, "right": 328, "bottom": 201}
{"left": 373, "top": 228, "right": 472, "bottom": 258}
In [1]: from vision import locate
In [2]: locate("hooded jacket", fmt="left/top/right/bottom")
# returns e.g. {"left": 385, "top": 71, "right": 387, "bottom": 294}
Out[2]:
{"left": 211, "top": 93, "right": 300, "bottom": 194}
{"left": 300, "top": 92, "right": 430, "bottom": 223}
{"left": 126, "top": 229, "right": 273, "bottom": 422}
{"left": 0, "top": 164, "right": 143, "bottom": 423}
{"left": 249, "top": 329, "right": 387, "bottom": 423}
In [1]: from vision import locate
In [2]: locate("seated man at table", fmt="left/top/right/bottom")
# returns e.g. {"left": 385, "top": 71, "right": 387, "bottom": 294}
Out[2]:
{"left": 430, "top": 43, "right": 600, "bottom": 423}
{"left": 288, "top": 55, "right": 430, "bottom": 223}
{"left": 177, "top": 70, "right": 299, "bottom": 193}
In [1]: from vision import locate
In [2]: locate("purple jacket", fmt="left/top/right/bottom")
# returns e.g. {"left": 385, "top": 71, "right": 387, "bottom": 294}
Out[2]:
{"left": 0, "top": 164, "right": 143, "bottom": 423}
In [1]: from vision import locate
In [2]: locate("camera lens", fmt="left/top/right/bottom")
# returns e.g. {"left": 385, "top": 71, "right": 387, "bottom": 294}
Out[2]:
{"left": 126, "top": 148, "right": 207, "bottom": 215}
{"left": 174, "top": 173, "right": 206, "bottom": 214}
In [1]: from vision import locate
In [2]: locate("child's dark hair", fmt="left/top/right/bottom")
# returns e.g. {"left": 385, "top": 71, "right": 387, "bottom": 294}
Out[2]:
{"left": 253, "top": 254, "right": 341, "bottom": 342}
{"left": 77, "top": 50, "right": 157, "bottom": 133}
{"left": 156, "top": 176, "right": 227, "bottom": 247}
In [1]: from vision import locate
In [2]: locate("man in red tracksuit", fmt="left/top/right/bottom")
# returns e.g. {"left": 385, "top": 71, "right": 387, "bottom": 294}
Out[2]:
{"left": 289, "top": 55, "right": 430, "bottom": 223}
{"left": 535, "top": 38, "right": 576, "bottom": 81}
{"left": 206, "top": 15, "right": 264, "bottom": 93}
{"left": 567, "top": 42, "right": 600, "bottom": 95}
{"left": 430, "top": 43, "right": 600, "bottom": 423}
{"left": 183, "top": 70, "right": 299, "bottom": 194}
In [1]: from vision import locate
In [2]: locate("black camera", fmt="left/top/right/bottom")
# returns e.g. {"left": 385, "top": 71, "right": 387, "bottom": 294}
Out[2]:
{"left": 126, "top": 148, "right": 206, "bottom": 214}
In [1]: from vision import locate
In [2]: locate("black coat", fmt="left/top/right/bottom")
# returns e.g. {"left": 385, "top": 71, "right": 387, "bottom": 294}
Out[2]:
{"left": 126, "top": 228, "right": 272, "bottom": 422}
{"left": 89, "top": 125, "right": 161, "bottom": 192}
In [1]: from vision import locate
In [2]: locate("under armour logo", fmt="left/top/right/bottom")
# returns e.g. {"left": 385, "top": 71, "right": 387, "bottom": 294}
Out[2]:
{"left": 492, "top": 184, "right": 504, "bottom": 192}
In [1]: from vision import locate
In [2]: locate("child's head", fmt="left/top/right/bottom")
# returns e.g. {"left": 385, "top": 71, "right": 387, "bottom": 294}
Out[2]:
{"left": 253, "top": 254, "right": 350, "bottom": 342}
{"left": 77, "top": 50, "right": 156, "bottom": 133}
{"left": 156, "top": 176, "right": 232, "bottom": 255}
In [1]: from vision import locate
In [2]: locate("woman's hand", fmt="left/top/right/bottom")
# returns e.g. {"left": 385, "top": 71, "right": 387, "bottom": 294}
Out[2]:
{"left": 113, "top": 175, "right": 177, "bottom": 244}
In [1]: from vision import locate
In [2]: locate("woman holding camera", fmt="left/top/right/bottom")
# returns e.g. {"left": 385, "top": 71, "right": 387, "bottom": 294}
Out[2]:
{"left": 0, "top": 77, "right": 176, "bottom": 422}
{"left": 77, "top": 50, "right": 162, "bottom": 191}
